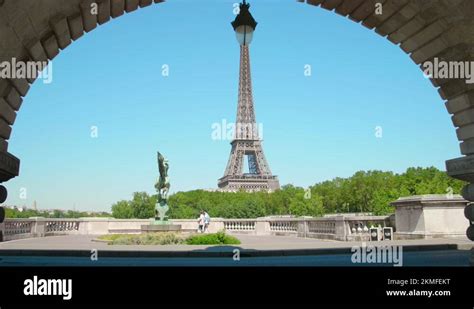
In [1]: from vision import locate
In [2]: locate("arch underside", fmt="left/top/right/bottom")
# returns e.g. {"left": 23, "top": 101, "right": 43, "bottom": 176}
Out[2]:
{"left": 0, "top": 0, "right": 473, "bottom": 183}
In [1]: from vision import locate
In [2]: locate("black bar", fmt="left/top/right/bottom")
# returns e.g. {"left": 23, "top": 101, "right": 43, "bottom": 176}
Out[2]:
{"left": 0, "top": 267, "right": 472, "bottom": 306}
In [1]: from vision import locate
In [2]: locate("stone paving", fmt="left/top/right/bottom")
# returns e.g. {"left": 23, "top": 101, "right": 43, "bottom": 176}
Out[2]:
{"left": 0, "top": 234, "right": 472, "bottom": 252}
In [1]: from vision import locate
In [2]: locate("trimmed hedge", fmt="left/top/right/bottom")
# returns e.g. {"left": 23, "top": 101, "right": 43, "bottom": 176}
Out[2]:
{"left": 185, "top": 231, "right": 241, "bottom": 245}
{"left": 98, "top": 231, "right": 241, "bottom": 246}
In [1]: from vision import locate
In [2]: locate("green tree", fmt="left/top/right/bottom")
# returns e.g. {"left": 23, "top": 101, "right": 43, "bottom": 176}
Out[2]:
{"left": 110, "top": 166, "right": 467, "bottom": 219}
{"left": 130, "top": 192, "right": 155, "bottom": 219}
{"left": 111, "top": 200, "right": 133, "bottom": 219}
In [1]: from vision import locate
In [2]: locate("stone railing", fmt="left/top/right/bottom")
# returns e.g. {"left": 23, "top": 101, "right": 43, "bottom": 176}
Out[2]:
{"left": 223, "top": 220, "right": 256, "bottom": 232}
{"left": 45, "top": 219, "right": 80, "bottom": 234}
{"left": 1, "top": 215, "right": 394, "bottom": 242}
{"left": 3, "top": 218, "right": 83, "bottom": 241}
{"left": 307, "top": 220, "right": 336, "bottom": 234}
{"left": 269, "top": 220, "right": 298, "bottom": 233}
{"left": 4, "top": 219, "right": 35, "bottom": 240}
{"left": 343, "top": 216, "right": 393, "bottom": 241}
{"left": 300, "top": 218, "right": 341, "bottom": 240}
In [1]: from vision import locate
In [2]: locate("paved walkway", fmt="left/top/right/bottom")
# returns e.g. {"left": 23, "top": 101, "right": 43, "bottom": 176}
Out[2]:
{"left": 0, "top": 235, "right": 472, "bottom": 266}
{"left": 0, "top": 234, "right": 472, "bottom": 252}
{"left": 0, "top": 235, "right": 473, "bottom": 267}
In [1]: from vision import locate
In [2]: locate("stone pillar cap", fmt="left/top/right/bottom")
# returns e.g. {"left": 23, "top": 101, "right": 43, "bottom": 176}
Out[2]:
{"left": 391, "top": 194, "right": 468, "bottom": 206}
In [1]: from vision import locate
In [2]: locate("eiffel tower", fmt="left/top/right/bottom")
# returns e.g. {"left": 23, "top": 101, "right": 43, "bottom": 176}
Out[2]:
{"left": 218, "top": 1, "right": 280, "bottom": 192}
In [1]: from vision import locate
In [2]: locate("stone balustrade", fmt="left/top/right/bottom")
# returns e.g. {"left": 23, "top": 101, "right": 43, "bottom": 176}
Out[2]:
{"left": 223, "top": 220, "right": 256, "bottom": 232}
{"left": 4, "top": 219, "right": 34, "bottom": 240}
{"left": 7, "top": 196, "right": 468, "bottom": 243}
{"left": 1, "top": 215, "right": 393, "bottom": 242}
{"left": 307, "top": 220, "right": 336, "bottom": 234}
{"left": 269, "top": 220, "right": 298, "bottom": 233}
{"left": 343, "top": 216, "right": 393, "bottom": 241}
{"left": 45, "top": 219, "right": 80, "bottom": 234}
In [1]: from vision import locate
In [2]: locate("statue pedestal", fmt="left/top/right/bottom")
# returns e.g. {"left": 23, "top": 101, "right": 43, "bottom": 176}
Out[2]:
{"left": 141, "top": 219, "right": 181, "bottom": 233}
{"left": 148, "top": 152, "right": 178, "bottom": 233}
{"left": 141, "top": 224, "right": 182, "bottom": 233}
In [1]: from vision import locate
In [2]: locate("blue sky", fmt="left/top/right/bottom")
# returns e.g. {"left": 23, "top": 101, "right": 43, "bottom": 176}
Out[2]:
{"left": 5, "top": 0, "right": 460, "bottom": 211}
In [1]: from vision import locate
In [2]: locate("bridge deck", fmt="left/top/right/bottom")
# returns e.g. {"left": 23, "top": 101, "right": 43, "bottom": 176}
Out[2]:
{"left": 0, "top": 235, "right": 472, "bottom": 266}
{"left": 0, "top": 234, "right": 472, "bottom": 252}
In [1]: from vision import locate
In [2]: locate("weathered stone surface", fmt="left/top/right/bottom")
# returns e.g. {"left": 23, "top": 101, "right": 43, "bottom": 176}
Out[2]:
{"left": 452, "top": 107, "right": 474, "bottom": 127}
{"left": 467, "top": 225, "right": 474, "bottom": 241}
{"left": 456, "top": 123, "right": 474, "bottom": 141}
{"left": 139, "top": 0, "right": 153, "bottom": 8}
{"left": 0, "top": 98, "right": 17, "bottom": 125}
{"left": 68, "top": 13, "right": 84, "bottom": 41}
{"left": 0, "top": 82, "right": 9, "bottom": 99}
{"left": 3, "top": 9, "right": 38, "bottom": 55}
{"left": 4, "top": 87, "right": 22, "bottom": 111}
{"left": 462, "top": 183, "right": 474, "bottom": 202}
{"left": 463, "top": 201, "right": 474, "bottom": 218}
{"left": 401, "top": 18, "right": 449, "bottom": 53}
{"left": 460, "top": 138, "right": 474, "bottom": 155}
{"left": 306, "top": 0, "right": 325, "bottom": 6}
{"left": 446, "top": 90, "right": 474, "bottom": 114}
{"left": 97, "top": 0, "right": 111, "bottom": 25}
{"left": 0, "top": 118, "right": 12, "bottom": 140}
{"left": 80, "top": 0, "right": 98, "bottom": 32}
{"left": 392, "top": 194, "right": 469, "bottom": 239}
{"left": 125, "top": 0, "right": 139, "bottom": 12}
{"left": 26, "top": 40, "right": 48, "bottom": 62}
{"left": 446, "top": 155, "right": 474, "bottom": 182}
{"left": 362, "top": 0, "right": 408, "bottom": 30}
{"left": 349, "top": 0, "right": 381, "bottom": 22}
{"left": 50, "top": 16, "right": 71, "bottom": 50}
{"left": 426, "top": 45, "right": 473, "bottom": 87}
{"left": 141, "top": 224, "right": 182, "bottom": 233}
{"left": 9, "top": 78, "right": 29, "bottom": 97}
{"left": 0, "top": 185, "right": 6, "bottom": 204}
{"left": 42, "top": 34, "right": 60, "bottom": 60}
{"left": 111, "top": 0, "right": 126, "bottom": 18}
{"left": 410, "top": 36, "right": 450, "bottom": 64}
{"left": 439, "top": 81, "right": 474, "bottom": 101}
{"left": 375, "top": 2, "right": 419, "bottom": 36}
{"left": 388, "top": 14, "right": 425, "bottom": 44}
{"left": 0, "top": 151, "right": 20, "bottom": 182}
{"left": 320, "top": 0, "right": 343, "bottom": 11}
{"left": 0, "top": 138, "right": 7, "bottom": 152}
{"left": 334, "top": 0, "right": 363, "bottom": 16}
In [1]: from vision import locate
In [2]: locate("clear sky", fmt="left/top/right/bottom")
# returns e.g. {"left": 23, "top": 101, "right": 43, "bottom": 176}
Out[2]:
{"left": 4, "top": 0, "right": 460, "bottom": 211}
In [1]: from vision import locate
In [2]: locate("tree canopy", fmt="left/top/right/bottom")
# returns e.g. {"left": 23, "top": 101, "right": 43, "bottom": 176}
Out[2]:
{"left": 111, "top": 167, "right": 465, "bottom": 219}
{"left": 4, "top": 208, "right": 110, "bottom": 219}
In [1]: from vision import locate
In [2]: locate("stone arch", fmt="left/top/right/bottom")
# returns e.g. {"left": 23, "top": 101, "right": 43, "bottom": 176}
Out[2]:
{"left": 0, "top": 0, "right": 473, "bottom": 201}
{"left": 0, "top": 0, "right": 165, "bottom": 182}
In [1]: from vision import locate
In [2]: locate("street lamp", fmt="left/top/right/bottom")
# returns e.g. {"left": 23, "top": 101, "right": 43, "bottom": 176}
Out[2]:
{"left": 231, "top": 0, "right": 258, "bottom": 46}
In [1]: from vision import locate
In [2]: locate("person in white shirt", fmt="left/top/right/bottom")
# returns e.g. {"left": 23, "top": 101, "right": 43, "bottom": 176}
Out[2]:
{"left": 203, "top": 211, "right": 210, "bottom": 233}
{"left": 197, "top": 211, "right": 205, "bottom": 233}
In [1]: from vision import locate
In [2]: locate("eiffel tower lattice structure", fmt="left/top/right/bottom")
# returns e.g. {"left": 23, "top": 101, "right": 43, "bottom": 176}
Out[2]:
{"left": 218, "top": 1, "right": 280, "bottom": 192}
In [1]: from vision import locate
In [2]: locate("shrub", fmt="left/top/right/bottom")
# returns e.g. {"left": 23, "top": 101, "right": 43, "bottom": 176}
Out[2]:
{"left": 99, "top": 233, "right": 185, "bottom": 245}
{"left": 185, "top": 231, "right": 241, "bottom": 245}
{"left": 98, "top": 231, "right": 241, "bottom": 245}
